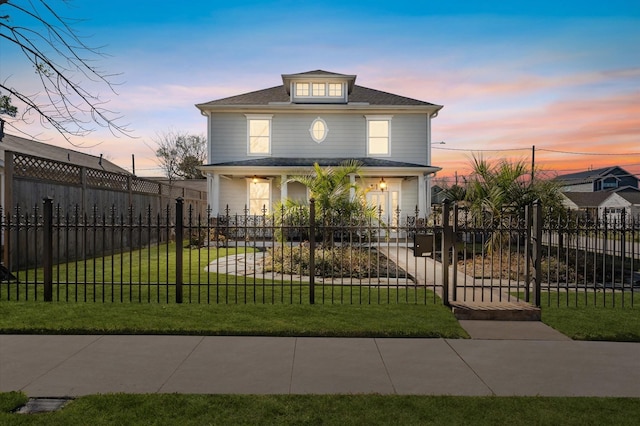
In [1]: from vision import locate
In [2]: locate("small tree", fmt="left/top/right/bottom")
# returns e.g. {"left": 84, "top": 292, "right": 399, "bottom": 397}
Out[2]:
{"left": 154, "top": 130, "right": 207, "bottom": 182}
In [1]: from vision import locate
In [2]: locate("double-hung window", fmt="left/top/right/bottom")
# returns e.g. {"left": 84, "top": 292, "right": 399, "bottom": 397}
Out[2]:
{"left": 246, "top": 115, "right": 273, "bottom": 155}
{"left": 366, "top": 115, "right": 392, "bottom": 156}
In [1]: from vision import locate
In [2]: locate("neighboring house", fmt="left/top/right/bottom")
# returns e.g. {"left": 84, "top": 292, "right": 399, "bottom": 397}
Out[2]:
{"left": 561, "top": 191, "right": 611, "bottom": 219}
{"left": 196, "top": 70, "right": 443, "bottom": 221}
{"left": 431, "top": 185, "right": 449, "bottom": 205}
{"left": 599, "top": 188, "right": 640, "bottom": 222}
{"left": 556, "top": 166, "right": 639, "bottom": 192}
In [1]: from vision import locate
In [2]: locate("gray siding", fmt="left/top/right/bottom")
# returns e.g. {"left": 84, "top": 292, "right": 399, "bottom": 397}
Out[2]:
{"left": 401, "top": 178, "right": 419, "bottom": 214}
{"left": 209, "top": 112, "right": 429, "bottom": 165}
{"left": 219, "top": 178, "right": 247, "bottom": 213}
{"left": 287, "top": 182, "right": 308, "bottom": 202}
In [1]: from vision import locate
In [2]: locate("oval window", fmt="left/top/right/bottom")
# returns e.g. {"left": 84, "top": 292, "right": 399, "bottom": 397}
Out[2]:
{"left": 309, "top": 118, "right": 328, "bottom": 143}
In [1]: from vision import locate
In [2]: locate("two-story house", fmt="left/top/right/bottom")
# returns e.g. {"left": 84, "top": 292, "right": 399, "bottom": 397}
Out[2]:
{"left": 557, "top": 166, "right": 640, "bottom": 220}
{"left": 556, "top": 166, "right": 639, "bottom": 193}
{"left": 196, "top": 70, "right": 443, "bottom": 222}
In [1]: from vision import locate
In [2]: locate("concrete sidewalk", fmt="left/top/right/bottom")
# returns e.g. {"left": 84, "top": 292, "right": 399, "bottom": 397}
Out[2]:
{"left": 2, "top": 332, "right": 639, "bottom": 398}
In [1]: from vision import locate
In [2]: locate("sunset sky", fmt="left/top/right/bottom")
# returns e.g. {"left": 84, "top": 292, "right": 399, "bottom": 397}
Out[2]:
{"left": 2, "top": 0, "right": 639, "bottom": 184}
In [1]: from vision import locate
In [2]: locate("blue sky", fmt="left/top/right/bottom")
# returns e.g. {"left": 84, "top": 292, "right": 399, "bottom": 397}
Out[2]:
{"left": 2, "top": 0, "right": 639, "bottom": 181}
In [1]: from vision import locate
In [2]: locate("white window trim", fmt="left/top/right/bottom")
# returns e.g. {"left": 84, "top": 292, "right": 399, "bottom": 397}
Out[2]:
{"left": 312, "top": 82, "right": 326, "bottom": 96}
{"left": 309, "top": 117, "right": 328, "bottom": 143}
{"left": 365, "top": 115, "right": 393, "bottom": 157}
{"left": 245, "top": 114, "right": 273, "bottom": 156}
{"left": 328, "top": 83, "right": 343, "bottom": 97}
{"left": 292, "top": 82, "right": 346, "bottom": 100}
{"left": 295, "top": 82, "right": 309, "bottom": 97}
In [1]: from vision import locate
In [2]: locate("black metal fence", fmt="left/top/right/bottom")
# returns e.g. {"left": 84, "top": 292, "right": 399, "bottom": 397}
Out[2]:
{"left": 446, "top": 203, "right": 639, "bottom": 308}
{"left": 1, "top": 198, "right": 638, "bottom": 306}
{"left": 0, "top": 198, "right": 444, "bottom": 305}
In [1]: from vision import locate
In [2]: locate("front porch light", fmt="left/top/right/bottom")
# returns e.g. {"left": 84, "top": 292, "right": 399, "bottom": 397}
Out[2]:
{"left": 252, "top": 175, "right": 259, "bottom": 184}
{"left": 379, "top": 177, "right": 387, "bottom": 191}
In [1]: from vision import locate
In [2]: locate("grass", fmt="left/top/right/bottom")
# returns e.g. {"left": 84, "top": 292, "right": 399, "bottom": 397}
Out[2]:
{"left": 12, "top": 243, "right": 252, "bottom": 285}
{"left": 0, "top": 299, "right": 467, "bottom": 338}
{"left": 540, "top": 292, "right": 640, "bottom": 341}
{"left": 2, "top": 392, "right": 640, "bottom": 425}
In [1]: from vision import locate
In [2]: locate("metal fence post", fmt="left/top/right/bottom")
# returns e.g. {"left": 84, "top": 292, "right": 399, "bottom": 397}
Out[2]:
{"left": 175, "top": 197, "right": 184, "bottom": 304}
{"left": 532, "top": 200, "right": 542, "bottom": 308}
{"left": 43, "top": 197, "right": 53, "bottom": 302}
{"left": 524, "top": 204, "right": 532, "bottom": 303}
{"left": 451, "top": 202, "right": 458, "bottom": 302}
{"left": 309, "top": 198, "right": 316, "bottom": 305}
{"left": 441, "top": 200, "right": 450, "bottom": 306}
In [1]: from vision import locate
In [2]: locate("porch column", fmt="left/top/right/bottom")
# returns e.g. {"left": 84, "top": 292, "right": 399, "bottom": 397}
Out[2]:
{"left": 280, "top": 174, "right": 288, "bottom": 202}
{"left": 425, "top": 174, "right": 433, "bottom": 216}
{"left": 418, "top": 174, "right": 427, "bottom": 216}
{"left": 349, "top": 174, "right": 356, "bottom": 201}
{"left": 208, "top": 173, "right": 220, "bottom": 215}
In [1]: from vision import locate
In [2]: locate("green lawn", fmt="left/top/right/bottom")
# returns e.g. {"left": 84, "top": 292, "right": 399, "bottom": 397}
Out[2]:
{"left": 2, "top": 295, "right": 639, "bottom": 341}
{"left": 2, "top": 392, "right": 639, "bottom": 425}
{"left": 0, "top": 300, "right": 466, "bottom": 338}
{"left": 11, "top": 243, "right": 252, "bottom": 287}
{"left": 536, "top": 292, "right": 640, "bottom": 341}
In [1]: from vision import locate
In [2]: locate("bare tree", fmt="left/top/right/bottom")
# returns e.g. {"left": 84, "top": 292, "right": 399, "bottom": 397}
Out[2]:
{"left": 0, "top": 0, "right": 129, "bottom": 144}
{"left": 154, "top": 130, "right": 207, "bottom": 182}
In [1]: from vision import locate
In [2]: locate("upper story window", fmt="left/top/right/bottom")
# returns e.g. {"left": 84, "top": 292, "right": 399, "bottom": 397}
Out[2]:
{"left": 602, "top": 177, "right": 619, "bottom": 189}
{"left": 312, "top": 83, "right": 325, "bottom": 96}
{"left": 328, "top": 83, "right": 342, "bottom": 97}
{"left": 246, "top": 114, "right": 273, "bottom": 155}
{"left": 366, "top": 115, "right": 392, "bottom": 156}
{"left": 292, "top": 81, "right": 345, "bottom": 102}
{"left": 309, "top": 117, "right": 328, "bottom": 143}
{"left": 295, "top": 83, "right": 309, "bottom": 97}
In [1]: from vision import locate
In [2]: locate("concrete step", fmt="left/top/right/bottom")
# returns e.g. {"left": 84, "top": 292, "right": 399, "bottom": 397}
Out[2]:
{"left": 450, "top": 301, "right": 541, "bottom": 321}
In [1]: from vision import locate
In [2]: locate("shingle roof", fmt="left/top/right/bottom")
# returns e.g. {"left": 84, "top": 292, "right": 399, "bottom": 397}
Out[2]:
{"left": 562, "top": 192, "right": 610, "bottom": 208}
{"left": 556, "top": 166, "right": 628, "bottom": 185}
{"left": 206, "top": 157, "right": 434, "bottom": 168}
{"left": 611, "top": 189, "right": 640, "bottom": 204}
{"left": 197, "top": 75, "right": 440, "bottom": 108}
{"left": 290, "top": 70, "right": 351, "bottom": 77}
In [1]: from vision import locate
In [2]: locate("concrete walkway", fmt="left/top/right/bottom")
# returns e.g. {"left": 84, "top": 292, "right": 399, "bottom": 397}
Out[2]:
{"left": 2, "top": 332, "right": 639, "bottom": 397}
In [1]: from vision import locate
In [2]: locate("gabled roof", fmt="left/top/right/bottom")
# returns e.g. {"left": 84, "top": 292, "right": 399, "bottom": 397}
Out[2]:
{"left": 281, "top": 70, "right": 357, "bottom": 95}
{"left": 562, "top": 192, "right": 610, "bottom": 208}
{"left": 607, "top": 187, "right": 640, "bottom": 205}
{"left": 556, "top": 166, "right": 634, "bottom": 186}
{"left": 0, "top": 133, "right": 130, "bottom": 174}
{"left": 196, "top": 70, "right": 442, "bottom": 109}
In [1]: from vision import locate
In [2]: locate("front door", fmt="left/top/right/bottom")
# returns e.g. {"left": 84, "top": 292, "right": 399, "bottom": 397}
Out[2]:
{"left": 366, "top": 187, "right": 399, "bottom": 227}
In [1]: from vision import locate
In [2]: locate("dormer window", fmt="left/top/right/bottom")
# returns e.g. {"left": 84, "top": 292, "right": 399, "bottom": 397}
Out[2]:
{"left": 292, "top": 81, "right": 346, "bottom": 103}
{"left": 282, "top": 71, "right": 356, "bottom": 104}
{"left": 312, "top": 83, "right": 325, "bottom": 96}
{"left": 328, "top": 83, "right": 342, "bottom": 97}
{"left": 295, "top": 83, "right": 309, "bottom": 97}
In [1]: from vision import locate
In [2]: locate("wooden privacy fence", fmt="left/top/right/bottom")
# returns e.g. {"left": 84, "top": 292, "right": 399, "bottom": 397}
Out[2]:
{"left": 4, "top": 150, "right": 207, "bottom": 221}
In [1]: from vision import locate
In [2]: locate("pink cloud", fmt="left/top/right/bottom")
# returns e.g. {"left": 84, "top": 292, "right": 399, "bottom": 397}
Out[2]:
{"left": 432, "top": 90, "right": 640, "bottom": 181}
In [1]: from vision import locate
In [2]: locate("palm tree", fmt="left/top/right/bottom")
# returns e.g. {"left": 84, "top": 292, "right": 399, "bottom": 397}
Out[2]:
{"left": 464, "top": 155, "right": 564, "bottom": 252}
{"left": 272, "top": 160, "right": 377, "bottom": 244}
